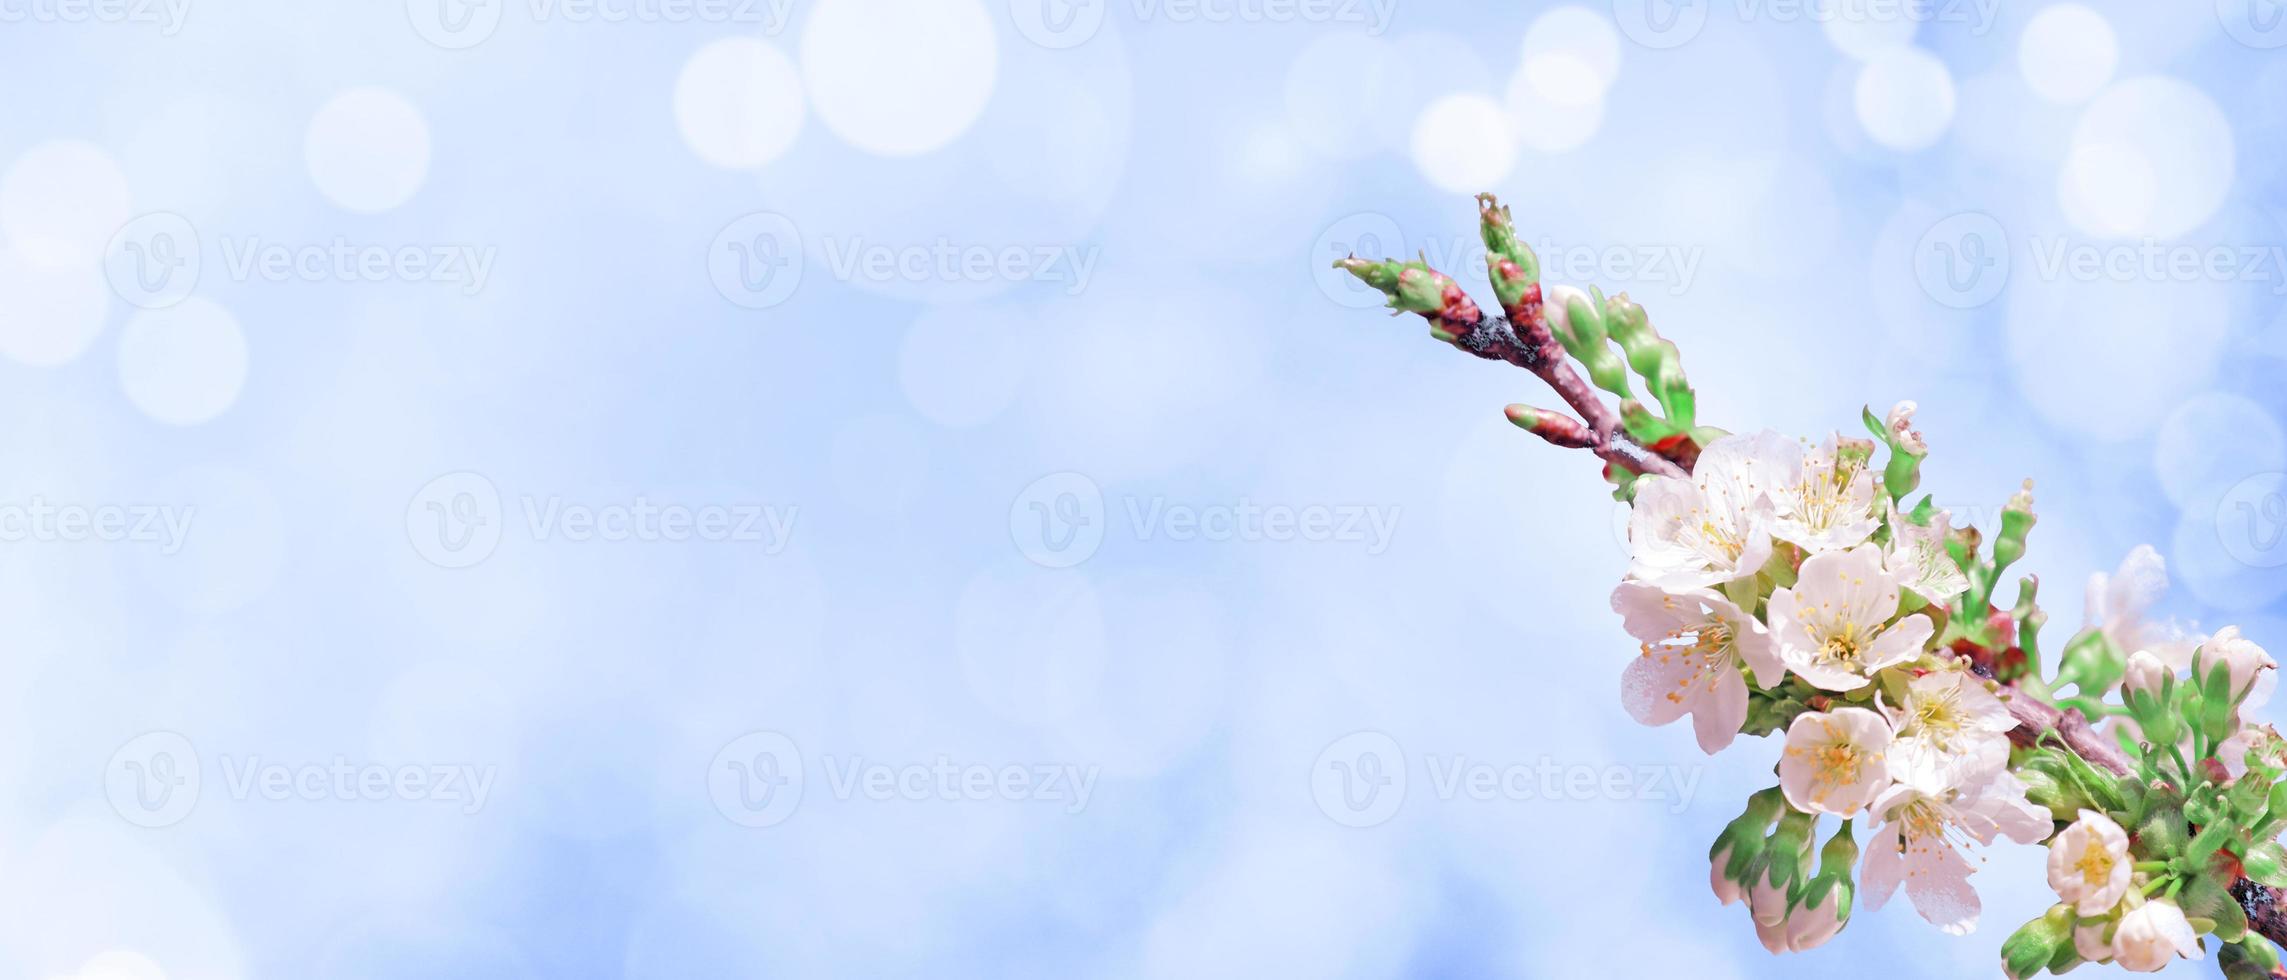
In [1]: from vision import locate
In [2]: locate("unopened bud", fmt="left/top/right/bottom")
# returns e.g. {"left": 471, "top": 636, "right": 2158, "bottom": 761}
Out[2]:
{"left": 2123, "top": 649, "right": 2170, "bottom": 700}
{"left": 2000, "top": 904, "right": 2076, "bottom": 980}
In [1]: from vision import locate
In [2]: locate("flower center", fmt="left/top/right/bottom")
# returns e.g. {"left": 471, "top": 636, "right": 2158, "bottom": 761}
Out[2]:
{"left": 2074, "top": 842, "right": 2115, "bottom": 888}
{"left": 1816, "top": 624, "right": 1870, "bottom": 669}
{"left": 1646, "top": 620, "right": 1736, "bottom": 705}
{"left": 1792, "top": 456, "right": 1867, "bottom": 532}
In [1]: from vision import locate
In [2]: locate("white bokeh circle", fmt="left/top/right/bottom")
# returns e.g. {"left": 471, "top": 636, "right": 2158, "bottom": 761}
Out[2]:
{"left": 799, "top": 0, "right": 997, "bottom": 157}
{"left": 1820, "top": 0, "right": 1919, "bottom": 61}
{"left": 2057, "top": 77, "right": 2233, "bottom": 239}
{"left": 1521, "top": 7, "right": 1620, "bottom": 93}
{"left": 2018, "top": 4, "right": 2117, "bottom": 104}
{"left": 117, "top": 297, "right": 249, "bottom": 426}
{"left": 0, "top": 246, "right": 109, "bottom": 367}
{"left": 0, "top": 140, "right": 132, "bottom": 271}
{"left": 1854, "top": 47, "right": 1956, "bottom": 151}
{"left": 2154, "top": 394, "right": 2287, "bottom": 508}
{"left": 1411, "top": 93, "right": 1516, "bottom": 192}
{"left": 674, "top": 37, "right": 806, "bottom": 170}
{"left": 304, "top": 87, "right": 432, "bottom": 213}
{"left": 1505, "top": 63, "right": 1604, "bottom": 153}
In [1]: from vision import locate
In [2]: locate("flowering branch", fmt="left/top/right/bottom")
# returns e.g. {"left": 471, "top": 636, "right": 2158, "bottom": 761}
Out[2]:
{"left": 1339, "top": 196, "right": 2287, "bottom": 978}
{"left": 1334, "top": 195, "right": 1690, "bottom": 492}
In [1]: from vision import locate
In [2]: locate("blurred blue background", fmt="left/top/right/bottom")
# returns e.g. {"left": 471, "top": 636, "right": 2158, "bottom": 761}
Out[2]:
{"left": 1, "top": 0, "right": 2284, "bottom": 976}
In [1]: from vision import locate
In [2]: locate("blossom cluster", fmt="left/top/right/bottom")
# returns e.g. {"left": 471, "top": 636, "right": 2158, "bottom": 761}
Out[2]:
{"left": 1338, "top": 195, "right": 2287, "bottom": 977}
{"left": 1619, "top": 405, "right": 2287, "bottom": 976}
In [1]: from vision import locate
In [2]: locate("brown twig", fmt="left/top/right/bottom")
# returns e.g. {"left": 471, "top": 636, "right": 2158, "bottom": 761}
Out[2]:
{"left": 1431, "top": 307, "right": 1685, "bottom": 481}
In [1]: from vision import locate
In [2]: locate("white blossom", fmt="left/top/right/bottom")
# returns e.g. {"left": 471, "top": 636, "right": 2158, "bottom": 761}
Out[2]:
{"left": 1767, "top": 544, "right": 1935, "bottom": 691}
{"left": 1861, "top": 771, "right": 2049, "bottom": 934}
{"left": 1612, "top": 581, "right": 1782, "bottom": 753}
{"left": 2045, "top": 809, "right": 2133, "bottom": 917}
{"left": 1884, "top": 668, "right": 2016, "bottom": 791}
{"left": 1884, "top": 502, "right": 1968, "bottom": 605}
{"left": 1778, "top": 707, "right": 1893, "bottom": 816}
{"left": 1771, "top": 436, "right": 1880, "bottom": 554}
{"left": 2111, "top": 899, "right": 2201, "bottom": 972}
{"left": 1625, "top": 430, "right": 1791, "bottom": 590}
{"left": 2086, "top": 546, "right": 2201, "bottom": 671}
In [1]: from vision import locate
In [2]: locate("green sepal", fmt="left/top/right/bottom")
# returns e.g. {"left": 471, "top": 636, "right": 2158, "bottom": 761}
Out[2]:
{"left": 1474, "top": 194, "right": 1540, "bottom": 309}
{"left": 2001, "top": 904, "right": 2076, "bottom": 980}
{"left": 2244, "top": 842, "right": 2287, "bottom": 888}
{"left": 2183, "top": 872, "right": 2248, "bottom": 943}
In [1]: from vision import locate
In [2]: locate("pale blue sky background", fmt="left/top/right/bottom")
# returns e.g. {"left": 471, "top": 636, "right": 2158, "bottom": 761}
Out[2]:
{"left": 1, "top": 0, "right": 2284, "bottom": 977}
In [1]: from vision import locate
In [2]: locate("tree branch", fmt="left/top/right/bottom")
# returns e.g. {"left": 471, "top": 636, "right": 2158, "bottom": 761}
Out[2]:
{"left": 1995, "top": 673, "right": 2287, "bottom": 952}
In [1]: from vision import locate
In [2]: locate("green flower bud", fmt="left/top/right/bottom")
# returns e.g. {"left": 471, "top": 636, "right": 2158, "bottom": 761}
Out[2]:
{"left": 2221, "top": 940, "right": 2283, "bottom": 980}
{"left": 2054, "top": 627, "right": 2126, "bottom": 700}
{"left": 2001, "top": 904, "right": 2076, "bottom": 980}
{"left": 1993, "top": 479, "right": 2037, "bottom": 572}
{"left": 1474, "top": 193, "right": 1539, "bottom": 309}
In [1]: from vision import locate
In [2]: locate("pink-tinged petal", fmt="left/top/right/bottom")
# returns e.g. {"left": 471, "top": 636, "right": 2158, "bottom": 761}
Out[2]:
{"left": 1711, "top": 844, "right": 1742, "bottom": 905}
{"left": 1753, "top": 914, "right": 1791, "bottom": 955}
{"left": 1697, "top": 430, "right": 1798, "bottom": 518}
{"left": 1989, "top": 790, "right": 2054, "bottom": 846}
{"left": 1610, "top": 580, "right": 1696, "bottom": 643}
{"left": 1904, "top": 842, "right": 1982, "bottom": 935}
{"left": 1860, "top": 823, "right": 1906, "bottom": 912}
{"left": 1865, "top": 614, "right": 1935, "bottom": 671}
{"left": 1750, "top": 875, "right": 1790, "bottom": 927}
{"left": 1731, "top": 519, "right": 1774, "bottom": 585}
{"left": 1785, "top": 656, "right": 1876, "bottom": 693}
{"left": 1835, "top": 544, "right": 1901, "bottom": 631}
{"left": 1619, "top": 645, "right": 1696, "bottom": 728}
{"left": 1786, "top": 890, "right": 1847, "bottom": 951}
{"left": 1690, "top": 669, "right": 1748, "bottom": 754}
{"left": 1723, "top": 613, "right": 1784, "bottom": 688}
